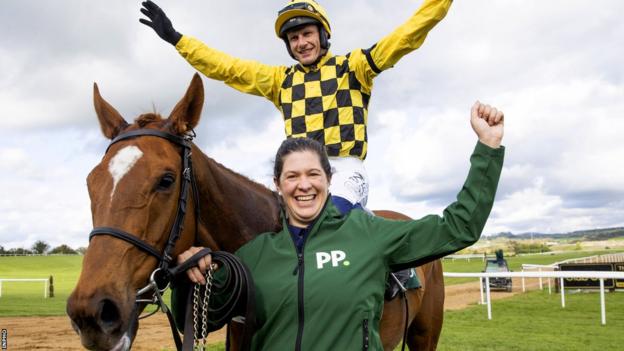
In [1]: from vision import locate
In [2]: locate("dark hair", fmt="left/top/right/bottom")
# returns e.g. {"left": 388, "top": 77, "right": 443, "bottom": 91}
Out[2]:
{"left": 273, "top": 137, "right": 332, "bottom": 181}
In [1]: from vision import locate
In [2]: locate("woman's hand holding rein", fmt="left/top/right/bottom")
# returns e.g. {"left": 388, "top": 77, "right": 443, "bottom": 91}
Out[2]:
{"left": 176, "top": 246, "right": 212, "bottom": 285}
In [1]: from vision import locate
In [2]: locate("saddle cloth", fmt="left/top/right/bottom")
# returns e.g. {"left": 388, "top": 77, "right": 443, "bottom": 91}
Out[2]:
{"left": 385, "top": 268, "right": 421, "bottom": 301}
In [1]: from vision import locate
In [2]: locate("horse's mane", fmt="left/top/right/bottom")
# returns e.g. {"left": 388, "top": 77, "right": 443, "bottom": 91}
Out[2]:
{"left": 131, "top": 112, "right": 277, "bottom": 199}
{"left": 206, "top": 155, "right": 277, "bottom": 197}
{"left": 135, "top": 112, "right": 167, "bottom": 128}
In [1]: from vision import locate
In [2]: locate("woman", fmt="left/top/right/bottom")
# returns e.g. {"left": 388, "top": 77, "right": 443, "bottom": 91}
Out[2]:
{"left": 177, "top": 101, "right": 505, "bottom": 350}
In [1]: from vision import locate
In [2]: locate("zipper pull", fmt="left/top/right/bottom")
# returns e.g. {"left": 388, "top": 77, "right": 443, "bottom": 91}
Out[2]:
{"left": 292, "top": 253, "right": 303, "bottom": 275}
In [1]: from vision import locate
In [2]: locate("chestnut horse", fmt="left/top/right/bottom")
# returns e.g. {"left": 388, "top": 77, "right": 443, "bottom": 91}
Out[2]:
{"left": 66, "top": 74, "right": 444, "bottom": 351}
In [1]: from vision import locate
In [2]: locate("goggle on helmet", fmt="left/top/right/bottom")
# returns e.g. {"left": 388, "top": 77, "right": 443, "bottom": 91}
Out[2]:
{"left": 275, "top": 0, "right": 331, "bottom": 51}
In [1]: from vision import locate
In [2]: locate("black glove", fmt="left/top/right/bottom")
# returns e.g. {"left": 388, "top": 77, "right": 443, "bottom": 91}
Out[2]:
{"left": 139, "top": 0, "right": 182, "bottom": 46}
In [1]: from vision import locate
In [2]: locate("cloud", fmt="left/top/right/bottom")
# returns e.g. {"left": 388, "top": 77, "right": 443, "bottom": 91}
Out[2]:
{"left": 1, "top": 0, "right": 623, "bottom": 248}
{"left": 202, "top": 116, "right": 285, "bottom": 189}
{"left": 0, "top": 129, "right": 101, "bottom": 249}
{"left": 489, "top": 180, "right": 624, "bottom": 235}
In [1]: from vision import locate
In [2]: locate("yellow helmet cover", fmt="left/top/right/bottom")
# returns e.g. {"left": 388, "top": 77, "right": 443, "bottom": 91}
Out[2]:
{"left": 275, "top": 0, "right": 331, "bottom": 38}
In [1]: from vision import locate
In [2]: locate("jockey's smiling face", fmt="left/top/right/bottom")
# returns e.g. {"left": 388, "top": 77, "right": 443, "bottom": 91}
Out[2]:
{"left": 286, "top": 24, "right": 323, "bottom": 66}
{"left": 275, "top": 150, "right": 329, "bottom": 227}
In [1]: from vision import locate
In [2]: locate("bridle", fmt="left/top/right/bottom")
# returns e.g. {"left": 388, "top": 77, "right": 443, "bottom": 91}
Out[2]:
{"left": 87, "top": 128, "right": 256, "bottom": 351}
{"left": 89, "top": 128, "right": 200, "bottom": 350}
{"left": 90, "top": 128, "right": 198, "bottom": 272}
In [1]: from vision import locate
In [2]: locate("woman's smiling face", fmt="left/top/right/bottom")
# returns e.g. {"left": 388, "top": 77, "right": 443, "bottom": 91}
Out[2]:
{"left": 275, "top": 150, "right": 329, "bottom": 227}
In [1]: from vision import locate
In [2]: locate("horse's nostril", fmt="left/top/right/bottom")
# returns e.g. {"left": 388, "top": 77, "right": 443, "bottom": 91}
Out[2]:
{"left": 99, "top": 299, "right": 121, "bottom": 332}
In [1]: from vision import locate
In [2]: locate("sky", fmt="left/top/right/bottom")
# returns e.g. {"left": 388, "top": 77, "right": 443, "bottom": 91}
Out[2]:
{"left": 1, "top": 0, "right": 623, "bottom": 250}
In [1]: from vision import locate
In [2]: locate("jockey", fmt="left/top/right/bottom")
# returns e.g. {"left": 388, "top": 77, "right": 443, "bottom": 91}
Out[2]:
{"left": 140, "top": 0, "right": 453, "bottom": 214}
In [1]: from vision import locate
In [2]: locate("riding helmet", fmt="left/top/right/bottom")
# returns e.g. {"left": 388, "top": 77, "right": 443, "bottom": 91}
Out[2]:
{"left": 275, "top": 0, "right": 332, "bottom": 53}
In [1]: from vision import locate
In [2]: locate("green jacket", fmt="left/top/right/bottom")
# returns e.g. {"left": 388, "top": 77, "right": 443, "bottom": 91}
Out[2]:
{"left": 175, "top": 0, "right": 453, "bottom": 159}
{"left": 173, "top": 141, "right": 504, "bottom": 350}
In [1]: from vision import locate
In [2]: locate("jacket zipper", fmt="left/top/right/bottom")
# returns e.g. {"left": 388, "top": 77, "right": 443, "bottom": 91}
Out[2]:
{"left": 288, "top": 198, "right": 329, "bottom": 351}
{"left": 294, "top": 252, "right": 305, "bottom": 351}
{"left": 362, "top": 318, "right": 370, "bottom": 350}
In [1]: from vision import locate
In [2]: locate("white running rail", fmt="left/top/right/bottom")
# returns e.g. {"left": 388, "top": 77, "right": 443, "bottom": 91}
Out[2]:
{"left": 0, "top": 278, "right": 49, "bottom": 298}
{"left": 443, "top": 271, "right": 624, "bottom": 325}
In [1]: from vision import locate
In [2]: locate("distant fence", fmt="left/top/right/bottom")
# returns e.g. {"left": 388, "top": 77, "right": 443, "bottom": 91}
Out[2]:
{"left": 443, "top": 270, "right": 624, "bottom": 325}
{"left": 516, "top": 250, "right": 569, "bottom": 256}
{"left": 557, "top": 252, "right": 624, "bottom": 265}
{"left": 0, "top": 276, "right": 53, "bottom": 298}
{"left": 443, "top": 254, "right": 485, "bottom": 261}
{"left": 521, "top": 264, "right": 558, "bottom": 291}
{"left": 520, "top": 251, "right": 624, "bottom": 290}
{"left": 0, "top": 253, "right": 83, "bottom": 257}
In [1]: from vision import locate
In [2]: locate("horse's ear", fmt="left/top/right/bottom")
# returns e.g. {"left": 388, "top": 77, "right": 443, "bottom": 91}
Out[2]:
{"left": 93, "top": 83, "right": 128, "bottom": 139}
{"left": 169, "top": 73, "right": 204, "bottom": 134}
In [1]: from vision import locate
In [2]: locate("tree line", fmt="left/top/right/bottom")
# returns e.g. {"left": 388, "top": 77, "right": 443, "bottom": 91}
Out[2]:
{"left": 0, "top": 240, "right": 86, "bottom": 255}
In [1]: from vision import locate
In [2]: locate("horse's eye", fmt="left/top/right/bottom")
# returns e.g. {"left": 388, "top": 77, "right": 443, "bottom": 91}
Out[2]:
{"left": 157, "top": 173, "right": 176, "bottom": 190}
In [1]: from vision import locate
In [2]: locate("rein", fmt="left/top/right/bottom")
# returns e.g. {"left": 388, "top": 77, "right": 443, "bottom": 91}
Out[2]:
{"left": 88, "top": 128, "right": 255, "bottom": 351}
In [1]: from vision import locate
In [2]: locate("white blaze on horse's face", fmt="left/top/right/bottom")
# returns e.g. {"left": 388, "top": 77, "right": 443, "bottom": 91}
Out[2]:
{"left": 108, "top": 145, "right": 143, "bottom": 200}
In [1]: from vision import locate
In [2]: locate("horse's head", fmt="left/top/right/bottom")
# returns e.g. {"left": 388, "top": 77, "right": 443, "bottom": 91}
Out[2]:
{"left": 67, "top": 74, "right": 205, "bottom": 350}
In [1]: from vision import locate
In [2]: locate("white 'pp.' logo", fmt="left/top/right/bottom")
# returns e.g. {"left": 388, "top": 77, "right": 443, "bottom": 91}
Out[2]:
{"left": 316, "top": 250, "right": 349, "bottom": 269}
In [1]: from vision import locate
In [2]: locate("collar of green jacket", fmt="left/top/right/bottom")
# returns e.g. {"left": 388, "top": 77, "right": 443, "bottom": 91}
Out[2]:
{"left": 296, "top": 50, "right": 333, "bottom": 72}
{"left": 279, "top": 193, "right": 344, "bottom": 237}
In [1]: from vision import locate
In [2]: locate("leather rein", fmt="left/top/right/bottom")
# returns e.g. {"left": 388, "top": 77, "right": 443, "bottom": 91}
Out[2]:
{"left": 87, "top": 128, "right": 255, "bottom": 351}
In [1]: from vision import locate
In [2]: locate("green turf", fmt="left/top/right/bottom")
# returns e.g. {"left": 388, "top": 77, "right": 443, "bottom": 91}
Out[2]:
{"left": 442, "top": 249, "right": 624, "bottom": 285}
{"left": 437, "top": 289, "right": 624, "bottom": 351}
{"left": 3, "top": 255, "right": 622, "bottom": 350}
{"left": 163, "top": 343, "right": 225, "bottom": 351}
{"left": 0, "top": 255, "right": 83, "bottom": 316}
{"left": 1, "top": 250, "right": 622, "bottom": 315}
{"left": 174, "top": 290, "right": 624, "bottom": 351}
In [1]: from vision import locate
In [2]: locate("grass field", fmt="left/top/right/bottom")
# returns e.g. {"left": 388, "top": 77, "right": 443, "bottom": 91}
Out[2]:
{"left": 2, "top": 254, "right": 623, "bottom": 350}
{"left": 188, "top": 290, "right": 624, "bottom": 351}
{"left": 0, "top": 255, "right": 83, "bottom": 316}
{"left": 437, "top": 289, "right": 624, "bottom": 351}
{"left": 0, "top": 255, "right": 172, "bottom": 317}
{"left": 442, "top": 249, "right": 624, "bottom": 285}
{"left": 1, "top": 250, "right": 622, "bottom": 316}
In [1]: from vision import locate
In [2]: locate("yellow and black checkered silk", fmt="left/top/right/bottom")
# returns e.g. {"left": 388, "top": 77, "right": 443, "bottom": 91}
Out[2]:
{"left": 178, "top": 1, "right": 453, "bottom": 160}
{"left": 279, "top": 55, "right": 370, "bottom": 160}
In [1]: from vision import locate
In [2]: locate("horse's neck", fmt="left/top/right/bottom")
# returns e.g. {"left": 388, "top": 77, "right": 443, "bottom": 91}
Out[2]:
{"left": 192, "top": 147, "right": 282, "bottom": 252}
